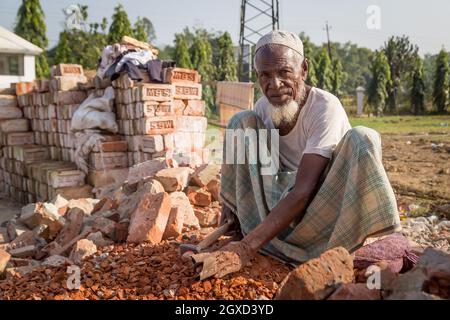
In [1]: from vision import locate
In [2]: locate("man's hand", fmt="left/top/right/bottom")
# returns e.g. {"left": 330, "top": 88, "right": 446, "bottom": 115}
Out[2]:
{"left": 191, "top": 241, "right": 254, "bottom": 280}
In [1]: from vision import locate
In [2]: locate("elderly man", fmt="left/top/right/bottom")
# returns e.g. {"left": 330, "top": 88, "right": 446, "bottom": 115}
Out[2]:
{"left": 192, "top": 31, "right": 401, "bottom": 280}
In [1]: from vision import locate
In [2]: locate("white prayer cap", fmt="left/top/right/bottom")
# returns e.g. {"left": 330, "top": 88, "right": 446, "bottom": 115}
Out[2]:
{"left": 255, "top": 30, "right": 304, "bottom": 57}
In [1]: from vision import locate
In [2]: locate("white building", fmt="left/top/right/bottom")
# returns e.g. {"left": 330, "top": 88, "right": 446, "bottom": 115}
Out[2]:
{"left": 0, "top": 25, "right": 43, "bottom": 89}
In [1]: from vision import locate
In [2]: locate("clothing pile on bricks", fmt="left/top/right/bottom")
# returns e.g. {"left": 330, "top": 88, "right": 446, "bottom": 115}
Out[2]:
{"left": 0, "top": 35, "right": 210, "bottom": 204}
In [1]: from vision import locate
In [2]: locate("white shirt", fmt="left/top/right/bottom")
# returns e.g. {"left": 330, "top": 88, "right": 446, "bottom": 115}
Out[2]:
{"left": 254, "top": 87, "right": 352, "bottom": 171}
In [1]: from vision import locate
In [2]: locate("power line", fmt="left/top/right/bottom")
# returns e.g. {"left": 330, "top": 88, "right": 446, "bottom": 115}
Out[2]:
{"left": 323, "top": 21, "right": 332, "bottom": 59}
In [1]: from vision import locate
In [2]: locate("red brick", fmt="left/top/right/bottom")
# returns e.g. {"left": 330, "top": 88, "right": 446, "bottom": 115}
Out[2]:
{"left": 50, "top": 75, "right": 87, "bottom": 91}
{"left": 194, "top": 207, "right": 220, "bottom": 227}
{"left": 143, "top": 116, "right": 175, "bottom": 135}
{"left": 52, "top": 64, "right": 84, "bottom": 77}
{"left": 155, "top": 167, "right": 193, "bottom": 192}
{"left": 0, "top": 249, "right": 11, "bottom": 274}
{"left": 92, "top": 216, "right": 117, "bottom": 239}
{"left": 89, "top": 152, "right": 128, "bottom": 170}
{"left": 185, "top": 100, "right": 205, "bottom": 116}
{"left": 138, "top": 83, "right": 174, "bottom": 102}
{"left": 275, "top": 247, "right": 354, "bottom": 300}
{"left": 328, "top": 283, "right": 381, "bottom": 300}
{"left": 142, "top": 135, "right": 164, "bottom": 153}
{"left": 54, "top": 207, "right": 84, "bottom": 247}
{"left": 69, "top": 239, "right": 97, "bottom": 265}
{"left": 173, "top": 83, "right": 202, "bottom": 100}
{"left": 164, "top": 68, "right": 200, "bottom": 84}
{"left": 48, "top": 169, "right": 86, "bottom": 188}
{"left": 185, "top": 186, "right": 212, "bottom": 207}
{"left": 206, "top": 179, "right": 220, "bottom": 201}
{"left": 190, "top": 164, "right": 221, "bottom": 187}
{"left": 92, "top": 140, "right": 128, "bottom": 153}
{"left": 14, "top": 82, "right": 34, "bottom": 95}
{"left": 86, "top": 231, "right": 114, "bottom": 247}
{"left": 0, "top": 106, "right": 23, "bottom": 120}
{"left": 169, "top": 192, "right": 199, "bottom": 229}
{"left": 127, "top": 192, "right": 172, "bottom": 244}
{"left": 2, "top": 132, "right": 34, "bottom": 146}
{"left": 114, "top": 219, "right": 130, "bottom": 243}
{"left": 173, "top": 99, "right": 186, "bottom": 115}
{"left": 162, "top": 207, "right": 184, "bottom": 239}
{"left": 87, "top": 168, "right": 129, "bottom": 188}
{"left": 0, "top": 119, "right": 29, "bottom": 133}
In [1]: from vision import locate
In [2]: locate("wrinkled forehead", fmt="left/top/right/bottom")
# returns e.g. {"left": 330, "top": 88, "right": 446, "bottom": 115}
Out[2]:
{"left": 254, "top": 44, "right": 301, "bottom": 71}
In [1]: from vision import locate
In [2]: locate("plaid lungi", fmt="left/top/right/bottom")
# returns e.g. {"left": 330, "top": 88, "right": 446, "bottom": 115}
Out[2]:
{"left": 220, "top": 110, "right": 402, "bottom": 264}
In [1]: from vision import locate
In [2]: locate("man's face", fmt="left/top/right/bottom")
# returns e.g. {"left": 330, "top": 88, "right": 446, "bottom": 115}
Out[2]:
{"left": 255, "top": 45, "right": 307, "bottom": 107}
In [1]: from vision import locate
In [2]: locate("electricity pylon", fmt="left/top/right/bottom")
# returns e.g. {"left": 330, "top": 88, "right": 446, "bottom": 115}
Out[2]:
{"left": 238, "top": 0, "right": 280, "bottom": 82}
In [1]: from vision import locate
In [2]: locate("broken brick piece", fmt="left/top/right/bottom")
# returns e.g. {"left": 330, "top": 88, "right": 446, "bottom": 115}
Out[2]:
{"left": 163, "top": 207, "right": 185, "bottom": 240}
{"left": 86, "top": 231, "right": 114, "bottom": 247}
{"left": 54, "top": 207, "right": 84, "bottom": 247}
{"left": 328, "top": 283, "right": 381, "bottom": 300}
{"left": 92, "top": 216, "right": 117, "bottom": 239}
{"left": 194, "top": 207, "right": 220, "bottom": 228}
{"left": 206, "top": 179, "right": 220, "bottom": 202}
{"left": 275, "top": 247, "right": 354, "bottom": 300}
{"left": 127, "top": 192, "right": 171, "bottom": 244}
{"left": 69, "top": 239, "right": 97, "bottom": 265}
{"left": 155, "top": 167, "right": 193, "bottom": 192}
{"left": 0, "top": 249, "right": 11, "bottom": 274}
{"left": 9, "top": 245, "right": 37, "bottom": 259}
{"left": 190, "top": 164, "right": 221, "bottom": 187}
{"left": 169, "top": 192, "right": 199, "bottom": 229}
{"left": 185, "top": 186, "right": 212, "bottom": 207}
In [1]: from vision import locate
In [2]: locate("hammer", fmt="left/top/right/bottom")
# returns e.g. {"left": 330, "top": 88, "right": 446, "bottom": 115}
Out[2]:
{"left": 179, "top": 220, "right": 234, "bottom": 256}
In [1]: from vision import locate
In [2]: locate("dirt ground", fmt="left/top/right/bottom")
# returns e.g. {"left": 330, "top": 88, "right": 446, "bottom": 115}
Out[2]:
{"left": 381, "top": 133, "right": 450, "bottom": 215}
{"left": 0, "top": 232, "right": 291, "bottom": 300}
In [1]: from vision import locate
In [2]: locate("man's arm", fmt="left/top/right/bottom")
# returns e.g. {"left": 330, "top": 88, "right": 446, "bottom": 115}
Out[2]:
{"left": 241, "top": 153, "right": 330, "bottom": 252}
{"left": 191, "top": 153, "right": 330, "bottom": 280}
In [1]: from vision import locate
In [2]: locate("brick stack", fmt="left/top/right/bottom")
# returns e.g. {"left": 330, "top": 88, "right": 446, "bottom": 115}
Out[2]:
{"left": 0, "top": 91, "right": 30, "bottom": 199}
{"left": 87, "top": 136, "right": 130, "bottom": 190}
{"left": 113, "top": 67, "right": 209, "bottom": 168}
{"left": 21, "top": 64, "right": 88, "bottom": 163}
{"left": 0, "top": 65, "right": 95, "bottom": 203}
{"left": 1, "top": 63, "right": 210, "bottom": 204}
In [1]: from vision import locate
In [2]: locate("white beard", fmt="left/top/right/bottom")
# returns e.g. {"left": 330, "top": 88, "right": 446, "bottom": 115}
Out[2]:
{"left": 270, "top": 99, "right": 300, "bottom": 127}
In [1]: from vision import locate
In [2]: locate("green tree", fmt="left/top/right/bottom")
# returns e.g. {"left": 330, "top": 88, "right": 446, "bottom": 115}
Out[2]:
{"left": 331, "top": 42, "right": 373, "bottom": 94}
{"left": 432, "top": 48, "right": 449, "bottom": 113}
{"left": 316, "top": 48, "right": 333, "bottom": 91}
{"left": 14, "top": 0, "right": 49, "bottom": 78}
{"left": 133, "top": 17, "right": 148, "bottom": 42}
{"left": 299, "top": 32, "right": 318, "bottom": 87}
{"left": 215, "top": 32, "right": 237, "bottom": 81}
{"left": 410, "top": 55, "right": 426, "bottom": 115}
{"left": 190, "top": 32, "right": 216, "bottom": 114}
{"left": 108, "top": 4, "right": 133, "bottom": 43}
{"left": 141, "top": 17, "right": 156, "bottom": 43}
{"left": 331, "top": 57, "right": 346, "bottom": 96}
{"left": 55, "top": 30, "right": 72, "bottom": 64}
{"left": 383, "top": 36, "right": 418, "bottom": 112}
{"left": 368, "top": 51, "right": 391, "bottom": 116}
{"left": 173, "top": 34, "right": 192, "bottom": 68}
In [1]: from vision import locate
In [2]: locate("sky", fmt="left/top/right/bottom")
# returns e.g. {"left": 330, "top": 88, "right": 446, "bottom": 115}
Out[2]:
{"left": 1, "top": 0, "right": 449, "bottom": 56}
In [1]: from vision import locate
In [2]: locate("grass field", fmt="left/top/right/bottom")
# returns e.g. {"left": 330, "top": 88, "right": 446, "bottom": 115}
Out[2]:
{"left": 209, "top": 115, "right": 450, "bottom": 136}
{"left": 349, "top": 115, "right": 450, "bottom": 135}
